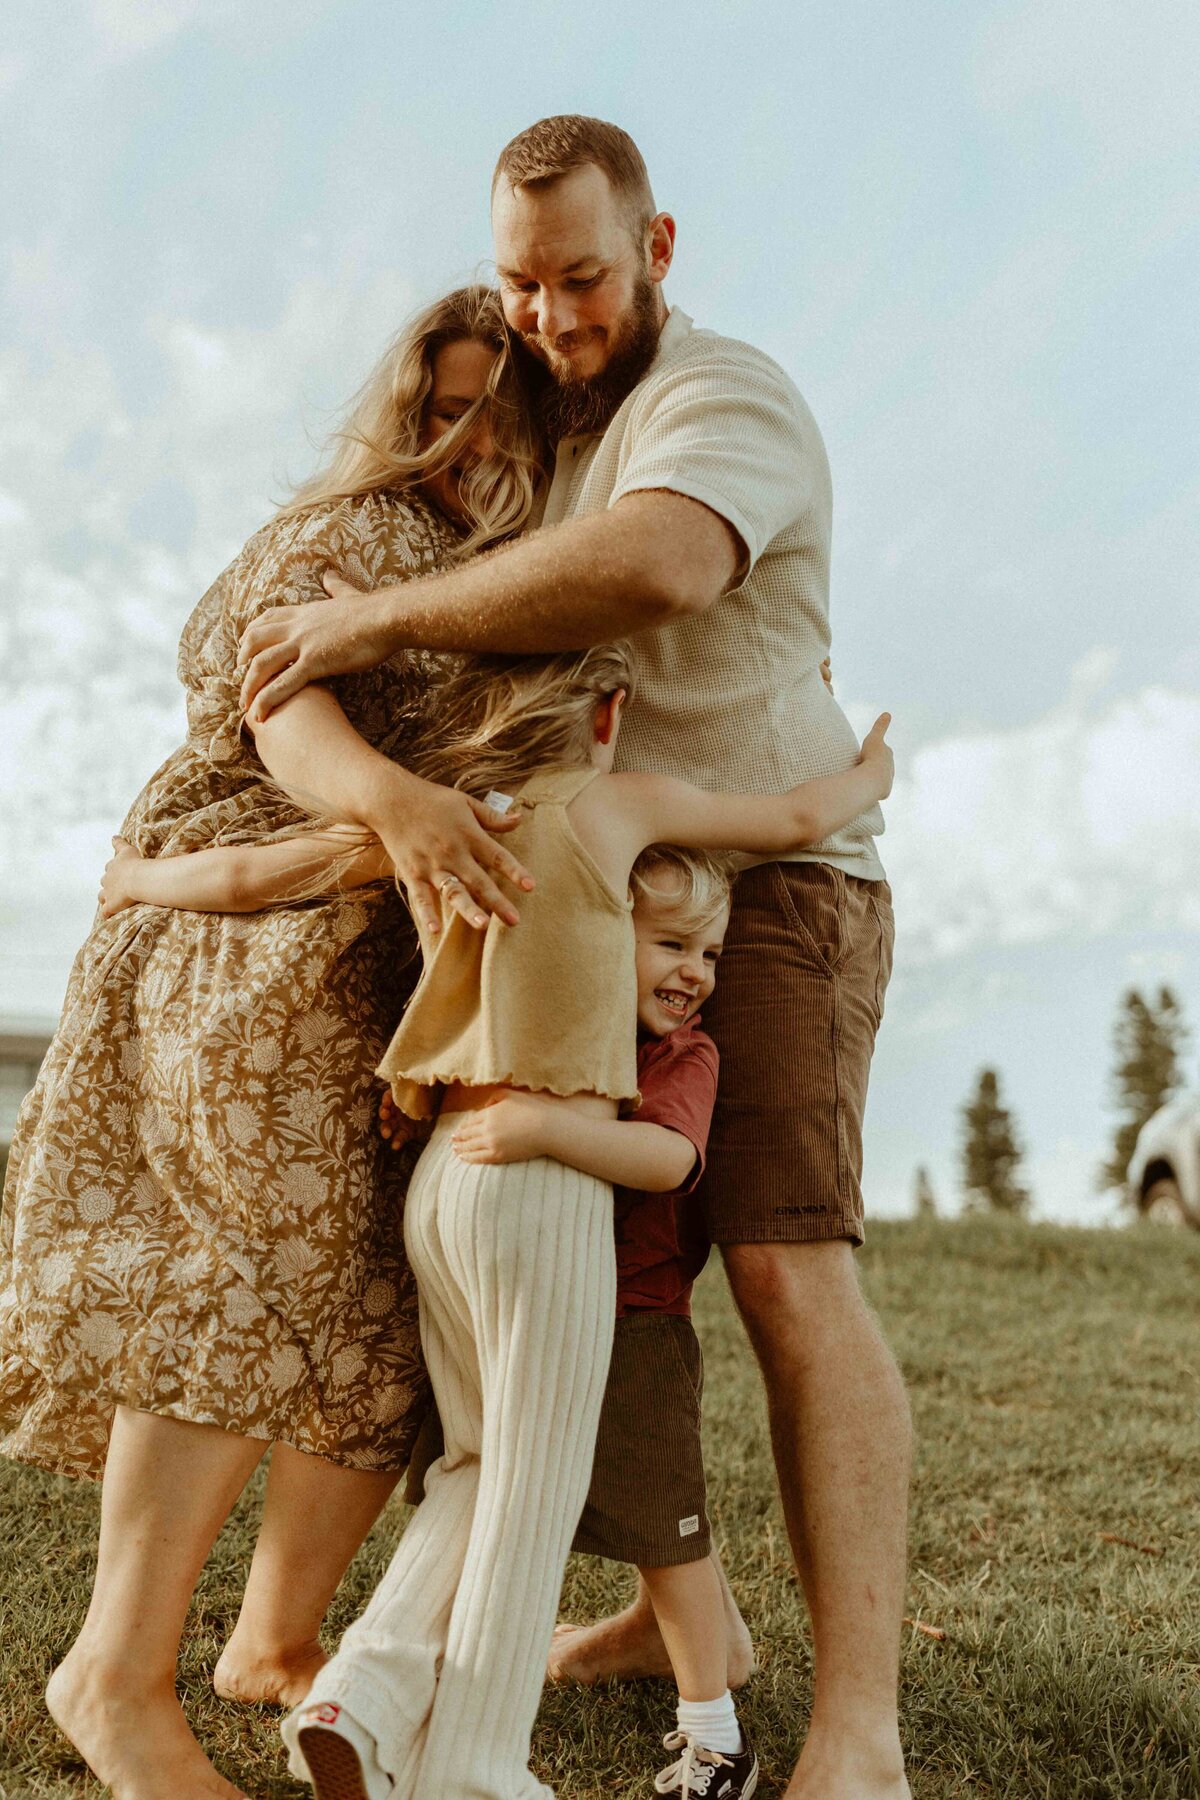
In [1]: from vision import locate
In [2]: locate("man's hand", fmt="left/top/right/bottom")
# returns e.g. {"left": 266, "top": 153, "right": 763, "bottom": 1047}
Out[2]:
{"left": 373, "top": 773, "right": 534, "bottom": 935}
{"left": 449, "top": 1092, "right": 562, "bottom": 1166}
{"left": 239, "top": 571, "right": 400, "bottom": 724}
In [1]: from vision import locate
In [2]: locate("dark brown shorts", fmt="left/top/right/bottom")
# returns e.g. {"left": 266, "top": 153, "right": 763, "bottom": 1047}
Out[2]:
{"left": 572, "top": 1311, "right": 710, "bottom": 1568}
{"left": 697, "top": 862, "right": 894, "bottom": 1248}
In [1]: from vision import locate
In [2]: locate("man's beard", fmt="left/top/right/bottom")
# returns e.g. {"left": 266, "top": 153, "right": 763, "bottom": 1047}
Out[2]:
{"left": 518, "top": 275, "right": 663, "bottom": 442}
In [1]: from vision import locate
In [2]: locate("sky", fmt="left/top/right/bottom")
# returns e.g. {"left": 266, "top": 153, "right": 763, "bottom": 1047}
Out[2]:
{"left": 2, "top": 0, "right": 1198, "bottom": 1222}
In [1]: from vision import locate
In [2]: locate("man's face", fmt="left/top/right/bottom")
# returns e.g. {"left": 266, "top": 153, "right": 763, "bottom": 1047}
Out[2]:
{"left": 492, "top": 163, "right": 672, "bottom": 436}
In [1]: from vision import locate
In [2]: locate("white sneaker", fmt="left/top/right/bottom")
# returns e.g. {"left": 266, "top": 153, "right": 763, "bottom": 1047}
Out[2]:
{"left": 294, "top": 1701, "right": 394, "bottom": 1800}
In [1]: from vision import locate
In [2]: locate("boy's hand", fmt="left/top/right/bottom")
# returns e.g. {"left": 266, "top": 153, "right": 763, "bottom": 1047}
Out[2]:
{"left": 378, "top": 1087, "right": 431, "bottom": 1152}
{"left": 858, "top": 713, "right": 894, "bottom": 800}
{"left": 450, "top": 1093, "right": 560, "bottom": 1166}
{"left": 820, "top": 656, "right": 833, "bottom": 693}
{"left": 98, "top": 836, "right": 142, "bottom": 918}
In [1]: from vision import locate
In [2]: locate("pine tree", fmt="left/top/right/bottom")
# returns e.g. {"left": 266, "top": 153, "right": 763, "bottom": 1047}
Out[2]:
{"left": 913, "top": 1165, "right": 937, "bottom": 1218}
{"left": 961, "top": 1068, "right": 1029, "bottom": 1215}
{"left": 1100, "top": 987, "right": 1189, "bottom": 1191}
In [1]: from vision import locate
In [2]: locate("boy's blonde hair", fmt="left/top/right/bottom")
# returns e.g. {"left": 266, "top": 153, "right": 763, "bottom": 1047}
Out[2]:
{"left": 278, "top": 284, "right": 544, "bottom": 555}
{"left": 630, "top": 845, "right": 735, "bottom": 935}
{"left": 412, "top": 644, "right": 636, "bottom": 796}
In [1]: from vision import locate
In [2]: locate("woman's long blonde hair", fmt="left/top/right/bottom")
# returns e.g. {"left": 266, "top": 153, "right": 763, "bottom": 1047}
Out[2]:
{"left": 278, "top": 284, "right": 544, "bottom": 553}
{"left": 411, "top": 644, "right": 637, "bottom": 796}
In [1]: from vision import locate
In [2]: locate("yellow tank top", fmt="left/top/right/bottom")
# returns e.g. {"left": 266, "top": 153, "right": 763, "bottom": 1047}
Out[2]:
{"left": 377, "top": 765, "right": 639, "bottom": 1118}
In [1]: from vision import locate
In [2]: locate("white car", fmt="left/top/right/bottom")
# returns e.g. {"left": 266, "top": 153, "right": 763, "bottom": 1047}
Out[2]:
{"left": 1127, "top": 1095, "right": 1200, "bottom": 1227}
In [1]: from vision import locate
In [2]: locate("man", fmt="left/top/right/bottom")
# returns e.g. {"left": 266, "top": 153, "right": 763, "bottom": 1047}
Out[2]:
{"left": 240, "top": 115, "right": 911, "bottom": 1800}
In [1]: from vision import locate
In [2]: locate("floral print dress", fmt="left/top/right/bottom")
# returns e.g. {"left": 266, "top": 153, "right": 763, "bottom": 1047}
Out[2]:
{"left": 0, "top": 492, "right": 458, "bottom": 1478}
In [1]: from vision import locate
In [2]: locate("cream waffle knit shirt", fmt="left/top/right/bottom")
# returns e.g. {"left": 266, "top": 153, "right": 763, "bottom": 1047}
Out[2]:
{"left": 539, "top": 306, "right": 886, "bottom": 881}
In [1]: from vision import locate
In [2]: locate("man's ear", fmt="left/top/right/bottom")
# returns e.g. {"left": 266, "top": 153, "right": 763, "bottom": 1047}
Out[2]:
{"left": 646, "top": 214, "right": 676, "bottom": 286}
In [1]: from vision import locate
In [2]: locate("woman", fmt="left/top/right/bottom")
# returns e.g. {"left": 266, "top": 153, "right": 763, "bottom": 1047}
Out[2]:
{"left": 0, "top": 285, "right": 542, "bottom": 1800}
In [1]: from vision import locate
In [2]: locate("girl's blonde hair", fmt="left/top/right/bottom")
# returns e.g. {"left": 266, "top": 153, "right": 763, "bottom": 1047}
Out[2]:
{"left": 411, "top": 644, "right": 637, "bottom": 796}
{"left": 630, "top": 845, "right": 734, "bottom": 934}
{"left": 278, "top": 284, "right": 544, "bottom": 554}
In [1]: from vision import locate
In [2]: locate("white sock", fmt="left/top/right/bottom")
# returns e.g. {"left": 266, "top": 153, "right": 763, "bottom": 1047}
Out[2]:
{"left": 676, "top": 1689, "right": 742, "bottom": 1754}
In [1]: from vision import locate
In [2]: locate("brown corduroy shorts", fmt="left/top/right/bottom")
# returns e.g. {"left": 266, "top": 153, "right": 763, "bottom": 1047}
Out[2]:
{"left": 697, "top": 862, "right": 894, "bottom": 1248}
{"left": 572, "top": 1310, "right": 710, "bottom": 1568}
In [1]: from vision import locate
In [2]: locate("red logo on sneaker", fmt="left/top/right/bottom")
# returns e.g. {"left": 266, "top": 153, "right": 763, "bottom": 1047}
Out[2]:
{"left": 309, "top": 1704, "right": 341, "bottom": 1725}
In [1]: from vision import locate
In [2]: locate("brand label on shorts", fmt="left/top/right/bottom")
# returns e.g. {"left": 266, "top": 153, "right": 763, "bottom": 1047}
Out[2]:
{"left": 678, "top": 1514, "right": 700, "bottom": 1537}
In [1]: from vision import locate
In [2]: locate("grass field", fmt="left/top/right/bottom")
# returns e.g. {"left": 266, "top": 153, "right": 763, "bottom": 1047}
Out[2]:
{"left": 2, "top": 1215, "right": 1198, "bottom": 1800}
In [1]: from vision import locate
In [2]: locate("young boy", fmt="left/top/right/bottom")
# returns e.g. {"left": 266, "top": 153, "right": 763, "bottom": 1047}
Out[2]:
{"left": 103, "top": 833, "right": 758, "bottom": 1796}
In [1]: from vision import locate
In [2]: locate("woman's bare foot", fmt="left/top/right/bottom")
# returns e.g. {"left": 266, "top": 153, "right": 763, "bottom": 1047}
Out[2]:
{"left": 212, "top": 1633, "right": 327, "bottom": 1707}
{"left": 46, "top": 1647, "right": 247, "bottom": 1800}
{"left": 546, "top": 1597, "right": 755, "bottom": 1688}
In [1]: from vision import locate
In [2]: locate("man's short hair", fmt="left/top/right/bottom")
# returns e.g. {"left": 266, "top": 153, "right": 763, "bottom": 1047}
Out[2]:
{"left": 492, "top": 114, "right": 655, "bottom": 233}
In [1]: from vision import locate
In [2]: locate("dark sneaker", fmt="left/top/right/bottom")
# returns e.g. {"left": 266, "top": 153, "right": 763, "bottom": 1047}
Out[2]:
{"left": 654, "top": 1729, "right": 759, "bottom": 1798}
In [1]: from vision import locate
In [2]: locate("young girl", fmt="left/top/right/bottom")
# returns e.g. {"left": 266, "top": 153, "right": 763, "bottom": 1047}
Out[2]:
{"left": 4, "top": 286, "right": 542, "bottom": 1800}
{"left": 107, "top": 651, "right": 891, "bottom": 1799}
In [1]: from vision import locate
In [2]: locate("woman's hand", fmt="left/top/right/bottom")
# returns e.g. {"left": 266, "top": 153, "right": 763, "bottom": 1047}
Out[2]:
{"left": 450, "top": 1093, "right": 561, "bottom": 1166}
{"left": 858, "top": 713, "right": 895, "bottom": 801}
{"left": 370, "top": 772, "right": 534, "bottom": 936}
{"left": 98, "top": 837, "right": 143, "bottom": 918}
{"left": 238, "top": 571, "right": 404, "bottom": 725}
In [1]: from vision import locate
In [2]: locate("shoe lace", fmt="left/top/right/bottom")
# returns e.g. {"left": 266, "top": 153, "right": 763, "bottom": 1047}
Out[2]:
{"left": 654, "top": 1731, "right": 734, "bottom": 1797}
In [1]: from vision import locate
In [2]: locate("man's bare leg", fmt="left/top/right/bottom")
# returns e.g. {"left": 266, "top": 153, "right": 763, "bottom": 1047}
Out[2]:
{"left": 214, "top": 1443, "right": 400, "bottom": 1706}
{"left": 546, "top": 1548, "right": 754, "bottom": 1687}
{"left": 46, "top": 1406, "right": 265, "bottom": 1800}
{"left": 724, "top": 1239, "right": 911, "bottom": 1800}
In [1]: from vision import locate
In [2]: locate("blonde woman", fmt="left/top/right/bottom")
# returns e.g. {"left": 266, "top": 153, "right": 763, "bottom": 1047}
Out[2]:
{"left": 0, "top": 286, "right": 542, "bottom": 1800}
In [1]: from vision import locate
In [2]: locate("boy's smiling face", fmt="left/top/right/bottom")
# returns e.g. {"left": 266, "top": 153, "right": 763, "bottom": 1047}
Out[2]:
{"left": 633, "top": 882, "right": 730, "bottom": 1038}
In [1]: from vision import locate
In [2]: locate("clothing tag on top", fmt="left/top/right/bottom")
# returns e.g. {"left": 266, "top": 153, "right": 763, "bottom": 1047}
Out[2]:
{"left": 485, "top": 790, "right": 516, "bottom": 814}
{"left": 678, "top": 1514, "right": 700, "bottom": 1537}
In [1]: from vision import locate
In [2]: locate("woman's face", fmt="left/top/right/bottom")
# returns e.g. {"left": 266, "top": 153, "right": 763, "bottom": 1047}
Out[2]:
{"left": 419, "top": 337, "right": 498, "bottom": 522}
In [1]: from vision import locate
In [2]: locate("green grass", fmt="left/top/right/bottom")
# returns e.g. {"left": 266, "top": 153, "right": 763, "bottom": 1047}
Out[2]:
{"left": 2, "top": 1216, "right": 1199, "bottom": 1799}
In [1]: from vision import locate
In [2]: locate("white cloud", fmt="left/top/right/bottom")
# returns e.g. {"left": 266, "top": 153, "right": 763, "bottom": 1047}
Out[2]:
{"left": 878, "top": 658, "right": 1200, "bottom": 962}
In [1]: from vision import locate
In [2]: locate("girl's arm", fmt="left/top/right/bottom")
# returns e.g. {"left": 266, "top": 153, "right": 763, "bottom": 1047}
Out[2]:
{"left": 614, "top": 713, "right": 894, "bottom": 863}
{"left": 447, "top": 1092, "right": 697, "bottom": 1192}
{"left": 98, "top": 828, "right": 391, "bottom": 918}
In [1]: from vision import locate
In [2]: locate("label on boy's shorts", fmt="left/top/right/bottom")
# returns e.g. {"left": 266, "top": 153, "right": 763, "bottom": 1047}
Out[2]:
{"left": 678, "top": 1514, "right": 700, "bottom": 1537}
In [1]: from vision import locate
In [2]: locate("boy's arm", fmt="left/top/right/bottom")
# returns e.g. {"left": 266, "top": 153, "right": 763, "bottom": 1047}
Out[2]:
{"left": 448, "top": 1095, "right": 697, "bottom": 1193}
{"left": 99, "top": 829, "right": 392, "bottom": 918}
{"left": 614, "top": 713, "right": 894, "bottom": 862}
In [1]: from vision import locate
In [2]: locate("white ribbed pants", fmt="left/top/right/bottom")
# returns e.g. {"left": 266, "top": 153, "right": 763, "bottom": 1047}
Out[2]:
{"left": 283, "top": 1116, "right": 615, "bottom": 1800}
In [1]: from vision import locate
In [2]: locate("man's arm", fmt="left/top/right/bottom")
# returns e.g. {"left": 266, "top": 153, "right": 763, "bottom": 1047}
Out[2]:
{"left": 239, "top": 490, "right": 740, "bottom": 723}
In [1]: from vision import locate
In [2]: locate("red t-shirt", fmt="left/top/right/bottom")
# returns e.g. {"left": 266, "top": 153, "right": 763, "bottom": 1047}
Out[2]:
{"left": 614, "top": 1014, "right": 719, "bottom": 1318}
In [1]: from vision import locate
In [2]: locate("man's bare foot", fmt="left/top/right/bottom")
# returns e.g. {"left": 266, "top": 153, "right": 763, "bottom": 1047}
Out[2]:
{"left": 46, "top": 1647, "right": 247, "bottom": 1800}
{"left": 546, "top": 1599, "right": 755, "bottom": 1688}
{"left": 782, "top": 1727, "right": 910, "bottom": 1800}
{"left": 212, "top": 1633, "right": 327, "bottom": 1707}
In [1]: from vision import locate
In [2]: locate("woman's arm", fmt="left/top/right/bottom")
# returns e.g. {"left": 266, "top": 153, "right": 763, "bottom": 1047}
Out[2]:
{"left": 614, "top": 713, "right": 894, "bottom": 862}
{"left": 447, "top": 1092, "right": 697, "bottom": 1192}
{"left": 249, "top": 686, "right": 534, "bottom": 935}
{"left": 99, "top": 828, "right": 392, "bottom": 918}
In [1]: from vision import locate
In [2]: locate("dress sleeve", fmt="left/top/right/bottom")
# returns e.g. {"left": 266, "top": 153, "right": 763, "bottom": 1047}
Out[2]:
{"left": 176, "top": 499, "right": 435, "bottom": 772}
{"left": 608, "top": 350, "right": 825, "bottom": 578}
{"left": 634, "top": 1032, "right": 721, "bottom": 1195}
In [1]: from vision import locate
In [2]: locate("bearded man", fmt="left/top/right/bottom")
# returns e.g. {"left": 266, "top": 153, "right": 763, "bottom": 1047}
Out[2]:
{"left": 239, "top": 114, "right": 911, "bottom": 1800}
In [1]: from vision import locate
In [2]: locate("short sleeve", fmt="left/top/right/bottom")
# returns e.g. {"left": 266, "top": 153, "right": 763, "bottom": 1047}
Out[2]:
{"left": 635, "top": 1033, "right": 720, "bottom": 1195}
{"left": 176, "top": 497, "right": 446, "bottom": 772}
{"left": 609, "top": 350, "right": 817, "bottom": 576}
